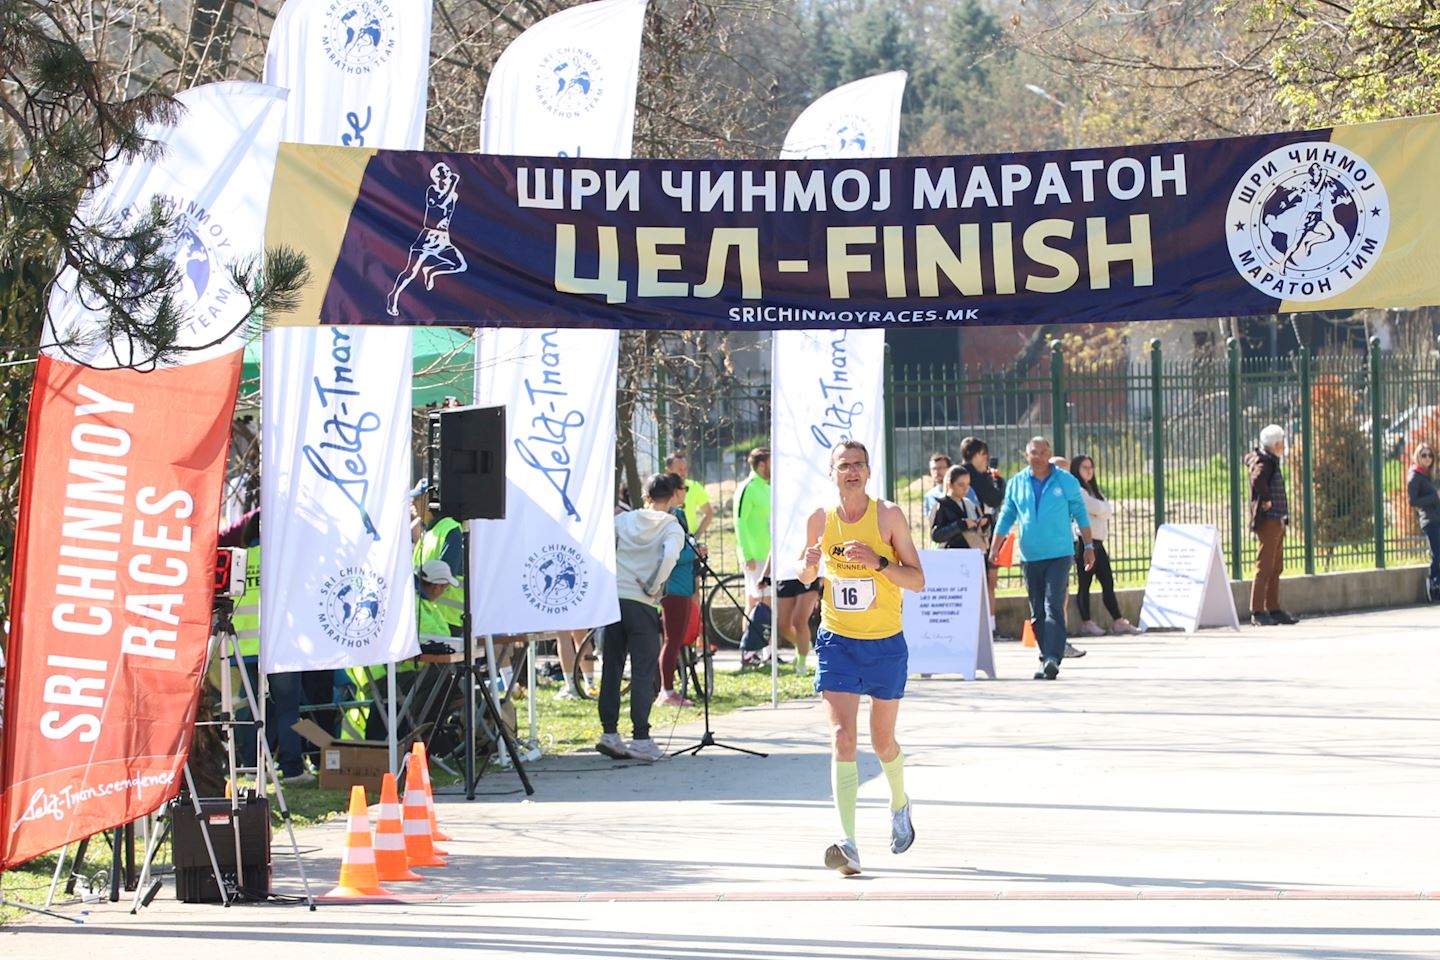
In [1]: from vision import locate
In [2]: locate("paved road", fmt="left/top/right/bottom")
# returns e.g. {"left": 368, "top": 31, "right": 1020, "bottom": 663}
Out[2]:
{"left": 7, "top": 606, "right": 1439, "bottom": 958}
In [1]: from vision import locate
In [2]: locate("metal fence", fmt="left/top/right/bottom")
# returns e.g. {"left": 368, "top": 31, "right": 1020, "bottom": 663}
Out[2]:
{"left": 665, "top": 337, "right": 1439, "bottom": 589}
{"left": 892, "top": 338, "right": 1438, "bottom": 586}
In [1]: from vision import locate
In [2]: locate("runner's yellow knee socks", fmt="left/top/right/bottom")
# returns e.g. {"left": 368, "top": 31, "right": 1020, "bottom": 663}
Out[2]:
{"left": 881, "top": 750, "right": 908, "bottom": 811}
{"left": 832, "top": 760, "right": 858, "bottom": 840}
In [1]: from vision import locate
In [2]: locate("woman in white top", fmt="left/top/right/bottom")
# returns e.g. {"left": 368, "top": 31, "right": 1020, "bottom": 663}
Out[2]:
{"left": 1072, "top": 455, "right": 1139, "bottom": 636}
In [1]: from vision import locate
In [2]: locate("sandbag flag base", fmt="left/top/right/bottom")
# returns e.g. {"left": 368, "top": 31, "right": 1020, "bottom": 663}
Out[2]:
{"left": 326, "top": 786, "right": 393, "bottom": 898}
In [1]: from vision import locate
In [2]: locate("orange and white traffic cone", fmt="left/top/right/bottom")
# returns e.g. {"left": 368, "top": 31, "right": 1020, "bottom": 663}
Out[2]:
{"left": 1021, "top": 619, "right": 1038, "bottom": 648}
{"left": 402, "top": 769, "right": 447, "bottom": 867}
{"left": 373, "top": 773, "right": 422, "bottom": 883}
{"left": 412, "top": 741, "right": 453, "bottom": 842}
{"left": 326, "top": 785, "right": 393, "bottom": 898}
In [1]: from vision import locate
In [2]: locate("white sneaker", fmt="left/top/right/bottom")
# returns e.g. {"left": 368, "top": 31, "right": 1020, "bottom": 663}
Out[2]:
{"left": 1079, "top": 620, "right": 1105, "bottom": 637}
{"left": 595, "top": 732, "right": 629, "bottom": 760}
{"left": 824, "top": 838, "right": 862, "bottom": 876}
{"left": 1111, "top": 618, "right": 1141, "bottom": 635}
{"left": 554, "top": 686, "right": 583, "bottom": 701}
{"left": 890, "top": 801, "right": 915, "bottom": 854}
{"left": 624, "top": 738, "right": 666, "bottom": 762}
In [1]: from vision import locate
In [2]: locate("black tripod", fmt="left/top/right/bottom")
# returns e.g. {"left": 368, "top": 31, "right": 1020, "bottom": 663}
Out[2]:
{"left": 671, "top": 540, "right": 768, "bottom": 759}
{"left": 459, "top": 528, "right": 535, "bottom": 799}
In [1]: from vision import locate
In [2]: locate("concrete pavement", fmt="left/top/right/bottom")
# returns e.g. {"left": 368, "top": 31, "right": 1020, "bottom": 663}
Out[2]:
{"left": 6, "top": 605, "right": 1439, "bottom": 958}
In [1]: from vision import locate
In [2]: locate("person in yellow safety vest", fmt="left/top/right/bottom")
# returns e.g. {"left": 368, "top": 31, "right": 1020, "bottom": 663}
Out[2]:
{"left": 230, "top": 543, "right": 262, "bottom": 658}
{"left": 417, "top": 559, "right": 459, "bottom": 642}
{"left": 222, "top": 525, "right": 265, "bottom": 769}
{"left": 359, "top": 554, "right": 461, "bottom": 742}
{"left": 410, "top": 479, "right": 465, "bottom": 631}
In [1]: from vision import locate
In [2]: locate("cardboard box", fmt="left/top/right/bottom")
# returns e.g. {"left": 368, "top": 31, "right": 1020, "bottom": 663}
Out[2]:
{"left": 291, "top": 719, "right": 395, "bottom": 795}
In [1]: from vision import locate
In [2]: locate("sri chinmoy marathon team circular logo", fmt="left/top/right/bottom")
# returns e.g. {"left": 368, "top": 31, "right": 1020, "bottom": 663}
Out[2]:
{"left": 522, "top": 544, "right": 589, "bottom": 615}
{"left": 831, "top": 115, "right": 873, "bottom": 158}
{"left": 318, "top": 566, "right": 388, "bottom": 648}
{"left": 534, "top": 47, "right": 604, "bottom": 118}
{"left": 1226, "top": 141, "right": 1389, "bottom": 302}
{"left": 322, "top": 0, "right": 397, "bottom": 73}
{"left": 127, "top": 195, "right": 233, "bottom": 336}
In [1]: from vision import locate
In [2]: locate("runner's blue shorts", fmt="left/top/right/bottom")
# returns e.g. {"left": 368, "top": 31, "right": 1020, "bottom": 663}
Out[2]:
{"left": 813, "top": 629, "right": 908, "bottom": 700}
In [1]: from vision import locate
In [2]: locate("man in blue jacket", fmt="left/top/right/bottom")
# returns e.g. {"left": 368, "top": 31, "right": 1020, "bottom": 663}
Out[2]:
{"left": 990, "top": 437, "right": 1096, "bottom": 680}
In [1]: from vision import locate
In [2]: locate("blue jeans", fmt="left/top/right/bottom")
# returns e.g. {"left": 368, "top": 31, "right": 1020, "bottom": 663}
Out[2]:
{"left": 268, "top": 670, "right": 305, "bottom": 777}
{"left": 1023, "top": 555, "right": 1072, "bottom": 665}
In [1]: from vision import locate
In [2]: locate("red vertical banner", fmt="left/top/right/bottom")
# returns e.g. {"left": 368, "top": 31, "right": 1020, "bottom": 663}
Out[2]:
{"left": 0, "top": 352, "right": 241, "bottom": 868}
{"left": 0, "top": 80, "right": 286, "bottom": 870}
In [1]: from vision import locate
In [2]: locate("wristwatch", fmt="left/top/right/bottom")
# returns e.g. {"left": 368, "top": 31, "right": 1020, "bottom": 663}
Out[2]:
{"left": 875, "top": 556, "right": 890, "bottom": 571}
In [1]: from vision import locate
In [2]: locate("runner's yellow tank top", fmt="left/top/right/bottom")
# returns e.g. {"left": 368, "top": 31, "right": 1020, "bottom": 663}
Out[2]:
{"left": 820, "top": 499, "right": 902, "bottom": 639}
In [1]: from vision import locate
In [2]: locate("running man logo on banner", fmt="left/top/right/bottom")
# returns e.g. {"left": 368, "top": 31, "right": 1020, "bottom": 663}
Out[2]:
{"left": 468, "top": 0, "right": 646, "bottom": 633}
{"left": 386, "top": 161, "right": 467, "bottom": 316}
{"left": 771, "top": 72, "right": 904, "bottom": 581}
{"left": 258, "top": 0, "right": 433, "bottom": 672}
{"left": 0, "top": 83, "right": 287, "bottom": 870}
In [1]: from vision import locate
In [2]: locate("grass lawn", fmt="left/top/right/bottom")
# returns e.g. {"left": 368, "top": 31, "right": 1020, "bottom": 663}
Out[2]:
{"left": 518, "top": 659, "right": 816, "bottom": 755}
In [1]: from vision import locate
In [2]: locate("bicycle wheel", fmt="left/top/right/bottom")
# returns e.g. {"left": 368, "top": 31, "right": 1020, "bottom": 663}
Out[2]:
{"left": 702, "top": 573, "right": 750, "bottom": 649}
{"left": 677, "top": 643, "right": 714, "bottom": 701}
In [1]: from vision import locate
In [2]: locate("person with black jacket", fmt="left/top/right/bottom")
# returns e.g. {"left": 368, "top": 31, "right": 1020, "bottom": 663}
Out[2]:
{"left": 1407, "top": 442, "right": 1440, "bottom": 600}
{"left": 1245, "top": 424, "right": 1298, "bottom": 626}
{"left": 930, "top": 465, "right": 989, "bottom": 552}
{"left": 959, "top": 436, "right": 1004, "bottom": 637}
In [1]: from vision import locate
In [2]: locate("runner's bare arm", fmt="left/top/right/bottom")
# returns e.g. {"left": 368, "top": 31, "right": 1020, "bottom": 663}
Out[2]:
{"left": 797, "top": 508, "right": 827, "bottom": 586}
{"left": 880, "top": 501, "right": 925, "bottom": 592}
{"left": 838, "top": 502, "right": 924, "bottom": 591}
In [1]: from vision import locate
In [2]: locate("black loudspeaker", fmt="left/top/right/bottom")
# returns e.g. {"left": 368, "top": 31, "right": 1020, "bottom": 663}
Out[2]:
{"left": 426, "top": 404, "right": 506, "bottom": 521}
{"left": 172, "top": 795, "right": 271, "bottom": 902}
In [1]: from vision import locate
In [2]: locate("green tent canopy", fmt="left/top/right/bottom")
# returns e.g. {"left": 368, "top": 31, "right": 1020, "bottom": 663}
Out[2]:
{"left": 239, "top": 327, "right": 474, "bottom": 408}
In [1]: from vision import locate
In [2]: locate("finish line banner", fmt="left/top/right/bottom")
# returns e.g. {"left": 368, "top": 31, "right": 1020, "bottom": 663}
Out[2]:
{"left": 267, "top": 114, "right": 1440, "bottom": 331}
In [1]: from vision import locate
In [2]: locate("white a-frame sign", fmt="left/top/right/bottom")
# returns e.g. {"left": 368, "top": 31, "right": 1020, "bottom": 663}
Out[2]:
{"left": 903, "top": 549, "right": 997, "bottom": 679}
{"left": 1139, "top": 524, "right": 1241, "bottom": 634}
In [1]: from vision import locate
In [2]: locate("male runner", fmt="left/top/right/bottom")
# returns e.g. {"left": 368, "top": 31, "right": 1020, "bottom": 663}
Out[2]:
{"left": 797, "top": 440, "right": 925, "bottom": 876}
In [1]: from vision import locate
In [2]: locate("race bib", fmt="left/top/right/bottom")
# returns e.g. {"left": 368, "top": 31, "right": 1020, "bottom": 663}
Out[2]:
{"left": 831, "top": 575, "right": 876, "bottom": 612}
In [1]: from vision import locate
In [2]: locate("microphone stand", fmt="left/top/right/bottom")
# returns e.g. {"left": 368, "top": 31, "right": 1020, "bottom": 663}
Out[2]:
{"left": 670, "top": 536, "right": 768, "bottom": 760}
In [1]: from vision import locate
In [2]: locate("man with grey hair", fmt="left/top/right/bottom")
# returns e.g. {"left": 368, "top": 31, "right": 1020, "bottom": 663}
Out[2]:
{"left": 991, "top": 437, "right": 1096, "bottom": 680}
{"left": 1245, "top": 424, "right": 1298, "bottom": 626}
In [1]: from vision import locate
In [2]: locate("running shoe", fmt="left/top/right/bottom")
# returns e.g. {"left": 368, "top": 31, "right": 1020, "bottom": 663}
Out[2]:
{"left": 890, "top": 802, "right": 915, "bottom": 854}
{"left": 824, "top": 838, "right": 862, "bottom": 876}
{"left": 1064, "top": 642, "right": 1087, "bottom": 658}
{"left": 624, "top": 738, "right": 666, "bottom": 762}
{"left": 656, "top": 691, "right": 695, "bottom": 708}
{"left": 1043, "top": 658, "right": 1060, "bottom": 680}
{"left": 554, "top": 686, "right": 583, "bottom": 701}
{"left": 595, "top": 732, "right": 629, "bottom": 760}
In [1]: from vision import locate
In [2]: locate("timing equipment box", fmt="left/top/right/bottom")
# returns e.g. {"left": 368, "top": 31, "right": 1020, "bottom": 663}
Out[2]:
{"left": 172, "top": 795, "right": 271, "bottom": 903}
{"left": 291, "top": 719, "right": 394, "bottom": 794}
